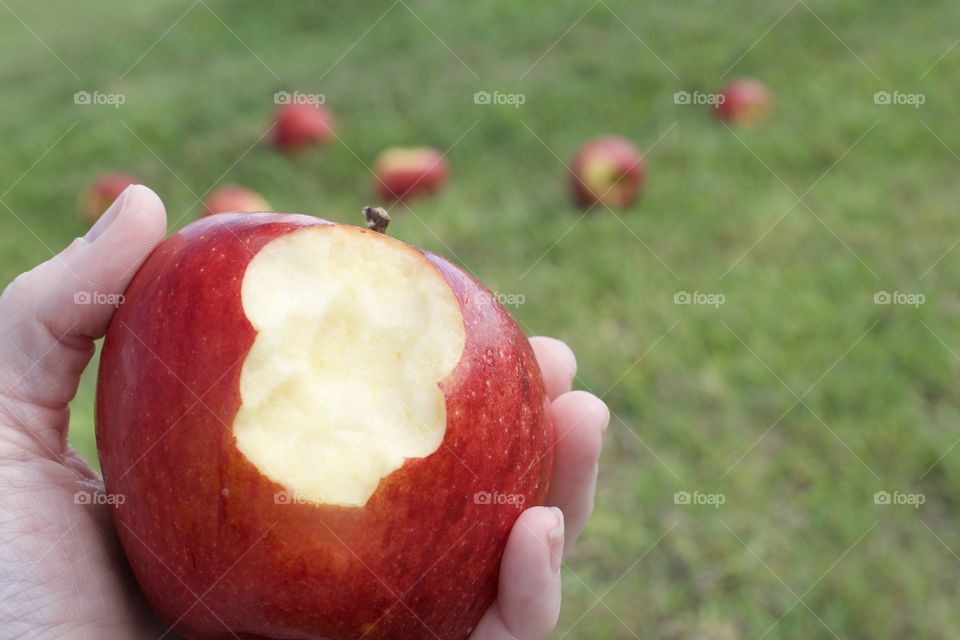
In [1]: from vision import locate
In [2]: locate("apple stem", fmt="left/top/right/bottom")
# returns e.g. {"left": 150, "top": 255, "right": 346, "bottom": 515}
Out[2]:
{"left": 363, "top": 206, "right": 391, "bottom": 234}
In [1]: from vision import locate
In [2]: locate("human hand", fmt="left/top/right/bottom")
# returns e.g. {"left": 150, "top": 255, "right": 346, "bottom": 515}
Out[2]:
{"left": 469, "top": 338, "right": 608, "bottom": 639}
{"left": 0, "top": 185, "right": 168, "bottom": 638}
{"left": 0, "top": 186, "right": 608, "bottom": 639}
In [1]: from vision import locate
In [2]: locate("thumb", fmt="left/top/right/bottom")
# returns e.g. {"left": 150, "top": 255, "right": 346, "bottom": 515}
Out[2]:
{"left": 34, "top": 184, "right": 167, "bottom": 340}
{"left": 0, "top": 185, "right": 166, "bottom": 455}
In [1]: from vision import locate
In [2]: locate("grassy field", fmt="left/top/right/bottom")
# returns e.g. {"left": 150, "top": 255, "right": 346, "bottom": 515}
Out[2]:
{"left": 2, "top": 0, "right": 960, "bottom": 637}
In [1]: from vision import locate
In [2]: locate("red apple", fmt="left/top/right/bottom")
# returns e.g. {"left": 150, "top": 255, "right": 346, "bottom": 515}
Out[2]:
{"left": 96, "top": 208, "right": 553, "bottom": 640}
{"left": 82, "top": 172, "right": 138, "bottom": 224}
{"left": 570, "top": 136, "right": 645, "bottom": 208}
{"left": 273, "top": 103, "right": 335, "bottom": 153}
{"left": 202, "top": 185, "right": 271, "bottom": 216}
{"left": 714, "top": 78, "right": 772, "bottom": 127}
{"left": 373, "top": 147, "right": 448, "bottom": 201}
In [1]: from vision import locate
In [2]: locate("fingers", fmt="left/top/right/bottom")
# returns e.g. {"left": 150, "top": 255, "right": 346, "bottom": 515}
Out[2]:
{"left": 529, "top": 336, "right": 576, "bottom": 400}
{"left": 547, "top": 390, "right": 609, "bottom": 556}
{"left": 30, "top": 184, "right": 167, "bottom": 340}
{"left": 528, "top": 337, "right": 606, "bottom": 555}
{"left": 0, "top": 185, "right": 166, "bottom": 453}
{"left": 470, "top": 507, "right": 564, "bottom": 640}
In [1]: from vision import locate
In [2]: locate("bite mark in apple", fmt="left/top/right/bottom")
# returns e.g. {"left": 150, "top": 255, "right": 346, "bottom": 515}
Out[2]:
{"left": 232, "top": 225, "right": 466, "bottom": 507}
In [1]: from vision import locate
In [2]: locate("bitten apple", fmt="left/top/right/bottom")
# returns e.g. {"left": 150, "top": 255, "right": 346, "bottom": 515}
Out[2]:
{"left": 96, "top": 208, "right": 553, "bottom": 640}
{"left": 82, "top": 173, "right": 138, "bottom": 224}
{"left": 570, "top": 136, "right": 645, "bottom": 208}
{"left": 714, "top": 78, "right": 772, "bottom": 127}
{"left": 202, "top": 185, "right": 271, "bottom": 216}
{"left": 273, "top": 102, "right": 335, "bottom": 153}
{"left": 373, "top": 147, "right": 448, "bottom": 201}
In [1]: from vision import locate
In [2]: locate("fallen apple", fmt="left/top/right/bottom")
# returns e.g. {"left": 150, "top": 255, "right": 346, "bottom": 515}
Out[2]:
{"left": 570, "top": 136, "right": 645, "bottom": 208}
{"left": 83, "top": 172, "right": 138, "bottom": 224}
{"left": 96, "top": 208, "right": 553, "bottom": 640}
{"left": 202, "top": 185, "right": 271, "bottom": 216}
{"left": 273, "top": 102, "right": 335, "bottom": 153}
{"left": 374, "top": 147, "right": 448, "bottom": 201}
{"left": 714, "top": 78, "right": 772, "bottom": 127}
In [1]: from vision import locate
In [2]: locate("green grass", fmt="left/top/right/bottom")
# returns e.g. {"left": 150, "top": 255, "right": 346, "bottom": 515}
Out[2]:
{"left": 3, "top": 0, "right": 960, "bottom": 637}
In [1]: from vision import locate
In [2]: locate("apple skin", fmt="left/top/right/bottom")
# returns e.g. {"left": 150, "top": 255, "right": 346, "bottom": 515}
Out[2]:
{"left": 83, "top": 173, "right": 138, "bottom": 224}
{"left": 714, "top": 79, "right": 772, "bottom": 127}
{"left": 570, "top": 136, "right": 645, "bottom": 208}
{"left": 374, "top": 147, "right": 448, "bottom": 201}
{"left": 273, "top": 103, "right": 335, "bottom": 153}
{"left": 95, "top": 213, "right": 553, "bottom": 640}
{"left": 202, "top": 186, "right": 271, "bottom": 216}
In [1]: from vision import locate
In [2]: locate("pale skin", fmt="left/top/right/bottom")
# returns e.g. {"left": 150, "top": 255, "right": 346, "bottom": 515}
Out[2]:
{"left": 0, "top": 185, "right": 609, "bottom": 640}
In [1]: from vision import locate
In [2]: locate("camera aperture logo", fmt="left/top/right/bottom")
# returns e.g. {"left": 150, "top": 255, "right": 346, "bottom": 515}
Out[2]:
{"left": 74, "top": 91, "right": 125, "bottom": 109}
{"left": 674, "top": 490, "right": 725, "bottom": 508}
{"left": 674, "top": 90, "right": 725, "bottom": 106}
{"left": 873, "top": 90, "right": 925, "bottom": 108}
{"left": 474, "top": 491, "right": 526, "bottom": 507}
{"left": 473, "top": 90, "right": 526, "bottom": 108}
{"left": 459, "top": 290, "right": 525, "bottom": 309}
{"left": 274, "top": 91, "right": 325, "bottom": 106}
{"left": 274, "top": 490, "right": 328, "bottom": 505}
{"left": 74, "top": 291, "right": 124, "bottom": 308}
{"left": 74, "top": 490, "right": 125, "bottom": 506}
{"left": 873, "top": 490, "right": 924, "bottom": 509}
{"left": 674, "top": 291, "right": 725, "bottom": 308}
{"left": 873, "top": 291, "right": 924, "bottom": 308}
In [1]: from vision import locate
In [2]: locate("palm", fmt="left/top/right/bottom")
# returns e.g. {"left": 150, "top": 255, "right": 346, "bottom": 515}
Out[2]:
{"left": 0, "top": 186, "right": 607, "bottom": 639}
{"left": 0, "top": 445, "right": 165, "bottom": 637}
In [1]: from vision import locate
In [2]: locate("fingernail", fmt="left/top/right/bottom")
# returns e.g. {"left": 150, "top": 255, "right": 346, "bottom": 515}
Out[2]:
{"left": 548, "top": 506, "right": 564, "bottom": 573}
{"left": 598, "top": 399, "right": 610, "bottom": 440}
{"left": 84, "top": 184, "right": 139, "bottom": 242}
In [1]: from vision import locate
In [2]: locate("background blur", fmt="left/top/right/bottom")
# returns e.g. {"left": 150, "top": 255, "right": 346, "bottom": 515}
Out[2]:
{"left": 1, "top": 1, "right": 959, "bottom": 637}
